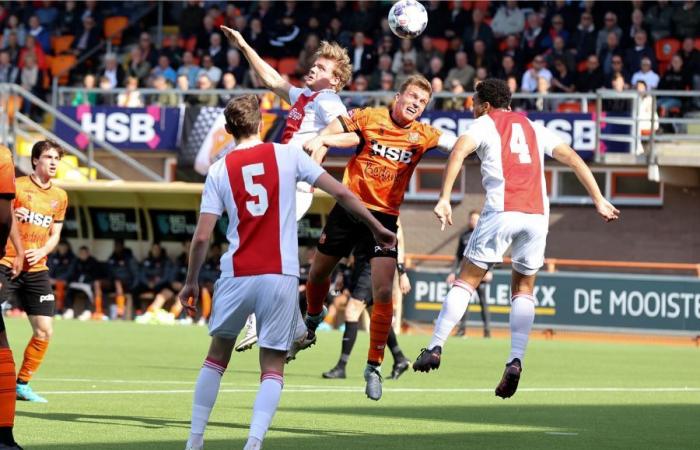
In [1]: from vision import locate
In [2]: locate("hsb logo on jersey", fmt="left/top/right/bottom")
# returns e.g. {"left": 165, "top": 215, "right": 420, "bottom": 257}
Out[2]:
{"left": 370, "top": 140, "right": 413, "bottom": 163}
{"left": 21, "top": 211, "right": 53, "bottom": 228}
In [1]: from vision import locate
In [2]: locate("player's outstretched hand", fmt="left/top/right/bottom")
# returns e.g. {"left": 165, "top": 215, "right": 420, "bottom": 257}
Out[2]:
{"left": 595, "top": 199, "right": 620, "bottom": 222}
{"left": 220, "top": 26, "right": 246, "bottom": 49}
{"left": 178, "top": 283, "right": 199, "bottom": 316}
{"left": 434, "top": 198, "right": 452, "bottom": 230}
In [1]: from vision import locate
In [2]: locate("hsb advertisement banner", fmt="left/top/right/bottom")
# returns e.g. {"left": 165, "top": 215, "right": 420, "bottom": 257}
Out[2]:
{"left": 405, "top": 270, "right": 700, "bottom": 333}
{"left": 56, "top": 106, "right": 180, "bottom": 151}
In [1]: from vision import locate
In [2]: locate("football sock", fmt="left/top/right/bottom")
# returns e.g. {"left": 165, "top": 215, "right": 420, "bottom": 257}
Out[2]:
{"left": 367, "top": 301, "right": 393, "bottom": 366}
{"left": 189, "top": 357, "right": 227, "bottom": 447}
{"left": 337, "top": 321, "right": 358, "bottom": 369}
{"left": 305, "top": 279, "right": 330, "bottom": 316}
{"left": 387, "top": 328, "right": 405, "bottom": 361}
{"left": 200, "top": 288, "right": 212, "bottom": 320}
{"left": 94, "top": 292, "right": 104, "bottom": 317}
{"left": 116, "top": 294, "right": 125, "bottom": 317}
{"left": 429, "top": 280, "right": 474, "bottom": 350}
{"left": 54, "top": 280, "right": 65, "bottom": 312}
{"left": 0, "top": 348, "right": 16, "bottom": 445}
{"left": 249, "top": 371, "right": 284, "bottom": 442}
{"left": 508, "top": 294, "right": 536, "bottom": 364}
{"left": 17, "top": 337, "right": 49, "bottom": 384}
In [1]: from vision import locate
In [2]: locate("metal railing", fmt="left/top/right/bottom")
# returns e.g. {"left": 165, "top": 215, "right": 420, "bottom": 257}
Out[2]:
{"left": 1, "top": 83, "right": 164, "bottom": 181}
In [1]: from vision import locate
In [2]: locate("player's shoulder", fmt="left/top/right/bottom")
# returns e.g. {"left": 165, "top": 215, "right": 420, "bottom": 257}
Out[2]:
{"left": 15, "top": 175, "right": 31, "bottom": 187}
{"left": 316, "top": 89, "right": 342, "bottom": 101}
{"left": 0, "top": 145, "right": 12, "bottom": 162}
{"left": 50, "top": 183, "right": 68, "bottom": 199}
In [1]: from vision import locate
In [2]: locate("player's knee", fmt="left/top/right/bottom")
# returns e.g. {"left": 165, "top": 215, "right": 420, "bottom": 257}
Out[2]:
{"left": 34, "top": 327, "right": 52, "bottom": 340}
{"left": 373, "top": 286, "right": 393, "bottom": 302}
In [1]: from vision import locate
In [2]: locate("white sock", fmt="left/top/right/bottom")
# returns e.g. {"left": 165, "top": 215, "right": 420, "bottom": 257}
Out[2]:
{"left": 249, "top": 371, "right": 284, "bottom": 443}
{"left": 243, "top": 436, "right": 263, "bottom": 450}
{"left": 508, "top": 294, "right": 536, "bottom": 363}
{"left": 429, "top": 280, "right": 475, "bottom": 349}
{"left": 189, "top": 357, "right": 227, "bottom": 446}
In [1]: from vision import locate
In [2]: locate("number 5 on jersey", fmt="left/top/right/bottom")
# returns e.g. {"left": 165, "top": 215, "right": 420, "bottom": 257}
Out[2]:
{"left": 242, "top": 163, "right": 268, "bottom": 216}
{"left": 509, "top": 123, "right": 531, "bottom": 164}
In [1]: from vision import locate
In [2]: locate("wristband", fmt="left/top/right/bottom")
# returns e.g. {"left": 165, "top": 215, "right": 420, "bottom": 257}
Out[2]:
{"left": 396, "top": 263, "right": 406, "bottom": 275}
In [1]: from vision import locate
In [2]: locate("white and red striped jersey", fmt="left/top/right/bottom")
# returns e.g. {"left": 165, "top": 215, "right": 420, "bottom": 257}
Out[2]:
{"left": 462, "top": 110, "right": 564, "bottom": 216}
{"left": 200, "top": 141, "right": 325, "bottom": 278}
{"left": 281, "top": 86, "right": 347, "bottom": 145}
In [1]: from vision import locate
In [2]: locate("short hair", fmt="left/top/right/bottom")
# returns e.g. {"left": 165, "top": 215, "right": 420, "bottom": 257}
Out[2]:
{"left": 313, "top": 41, "right": 352, "bottom": 91}
{"left": 399, "top": 74, "right": 432, "bottom": 96}
{"left": 223, "top": 95, "right": 261, "bottom": 140}
{"left": 474, "top": 78, "right": 511, "bottom": 109}
{"left": 31, "top": 140, "right": 65, "bottom": 170}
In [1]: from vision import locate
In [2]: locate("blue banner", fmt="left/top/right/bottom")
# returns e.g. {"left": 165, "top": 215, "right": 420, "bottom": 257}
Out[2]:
{"left": 56, "top": 106, "right": 180, "bottom": 151}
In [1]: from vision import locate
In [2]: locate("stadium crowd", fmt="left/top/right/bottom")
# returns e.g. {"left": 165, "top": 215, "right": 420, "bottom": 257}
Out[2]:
{"left": 1, "top": 0, "right": 699, "bottom": 118}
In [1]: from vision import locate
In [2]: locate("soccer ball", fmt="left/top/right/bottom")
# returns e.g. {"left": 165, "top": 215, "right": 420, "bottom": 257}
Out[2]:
{"left": 388, "top": 0, "right": 428, "bottom": 39}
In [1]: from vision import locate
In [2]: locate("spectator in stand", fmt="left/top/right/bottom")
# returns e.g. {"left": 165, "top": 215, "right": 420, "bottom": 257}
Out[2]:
{"left": 125, "top": 47, "right": 151, "bottom": 87}
{"left": 151, "top": 75, "right": 179, "bottom": 107}
{"left": 250, "top": 1, "right": 277, "bottom": 35}
{"left": 447, "top": 2, "right": 470, "bottom": 39}
{"left": 678, "top": 37, "right": 700, "bottom": 81}
{"left": 71, "top": 15, "right": 101, "bottom": 60}
{"left": 443, "top": 78, "right": 466, "bottom": 111}
{"left": 392, "top": 38, "right": 416, "bottom": 74}
{"left": 631, "top": 56, "right": 659, "bottom": 90}
{"left": 521, "top": 12, "right": 547, "bottom": 62}
{"left": 207, "top": 32, "right": 227, "bottom": 69}
{"left": 570, "top": 12, "right": 597, "bottom": 62}
{"left": 463, "top": 8, "right": 494, "bottom": 52}
{"left": 117, "top": 76, "right": 144, "bottom": 108}
{"left": 596, "top": 12, "right": 623, "bottom": 55}
{"left": 495, "top": 54, "right": 520, "bottom": 82}
{"left": 297, "top": 33, "right": 320, "bottom": 77}
{"left": 502, "top": 34, "right": 525, "bottom": 68}
{"left": 350, "top": 31, "right": 375, "bottom": 76}
{"left": 196, "top": 15, "right": 217, "bottom": 55}
{"left": 57, "top": 1, "right": 82, "bottom": 36}
{"left": 200, "top": 54, "right": 222, "bottom": 85}
{"left": 2, "top": 14, "right": 26, "bottom": 47}
{"left": 218, "top": 72, "right": 237, "bottom": 105}
{"left": 97, "top": 76, "right": 115, "bottom": 106}
{"left": 144, "top": 241, "right": 190, "bottom": 318}
{"left": 646, "top": 1, "right": 674, "bottom": 42}
{"left": 2, "top": 31, "right": 21, "bottom": 65}
{"left": 393, "top": 56, "right": 418, "bottom": 91}
{"left": 100, "top": 238, "right": 138, "bottom": 319}
{"left": 378, "top": 72, "right": 395, "bottom": 105}
{"left": 546, "top": 36, "right": 575, "bottom": 73}
{"left": 48, "top": 240, "right": 75, "bottom": 315}
{"left": 345, "top": 74, "right": 370, "bottom": 109}
{"left": 375, "top": 34, "right": 395, "bottom": 58}
{"left": 18, "top": 35, "right": 47, "bottom": 71}
{"left": 159, "top": 34, "right": 183, "bottom": 69}
{"left": 531, "top": 76, "right": 555, "bottom": 112}
{"left": 0, "top": 50, "right": 18, "bottom": 84}
{"left": 542, "top": 14, "right": 570, "bottom": 50}
{"left": 132, "top": 242, "right": 173, "bottom": 314}
{"left": 151, "top": 55, "right": 177, "bottom": 85}
{"left": 223, "top": 48, "right": 246, "bottom": 85}
{"left": 179, "top": 0, "right": 206, "bottom": 39}
{"left": 672, "top": 0, "right": 700, "bottom": 39}
{"left": 576, "top": 54, "right": 605, "bottom": 92}
{"left": 623, "top": 9, "right": 648, "bottom": 48}
{"left": 603, "top": 72, "right": 631, "bottom": 113}
{"left": 36, "top": 1, "right": 59, "bottom": 30}
{"left": 507, "top": 75, "right": 526, "bottom": 111}
{"left": 607, "top": 55, "right": 629, "bottom": 86}
{"left": 177, "top": 51, "right": 202, "bottom": 88}
{"left": 473, "top": 66, "right": 488, "bottom": 87}
{"left": 81, "top": 0, "right": 102, "bottom": 25}
{"left": 369, "top": 53, "right": 392, "bottom": 90}
{"left": 599, "top": 32, "right": 625, "bottom": 78}
{"left": 551, "top": 58, "right": 575, "bottom": 93}
{"left": 100, "top": 53, "right": 125, "bottom": 90}
{"left": 424, "top": 0, "right": 450, "bottom": 38}
{"left": 428, "top": 77, "right": 444, "bottom": 110}
{"left": 443, "top": 36, "right": 462, "bottom": 72}
{"left": 415, "top": 36, "right": 442, "bottom": 72}
{"left": 444, "top": 51, "right": 475, "bottom": 91}
{"left": 27, "top": 15, "right": 50, "bottom": 53}
{"left": 635, "top": 80, "right": 658, "bottom": 154}
{"left": 138, "top": 32, "right": 159, "bottom": 68}
{"left": 491, "top": 0, "right": 525, "bottom": 39}
{"left": 19, "top": 53, "right": 45, "bottom": 117}
{"left": 62, "top": 246, "right": 102, "bottom": 321}
{"left": 269, "top": 12, "right": 302, "bottom": 58}
{"left": 71, "top": 73, "right": 97, "bottom": 106}
{"left": 424, "top": 55, "right": 446, "bottom": 82}
{"left": 470, "top": 39, "right": 494, "bottom": 73}
{"left": 245, "top": 17, "right": 270, "bottom": 57}
{"left": 194, "top": 74, "right": 219, "bottom": 107}
{"left": 657, "top": 55, "right": 691, "bottom": 116}
{"left": 625, "top": 30, "right": 656, "bottom": 74}
{"left": 521, "top": 54, "right": 552, "bottom": 93}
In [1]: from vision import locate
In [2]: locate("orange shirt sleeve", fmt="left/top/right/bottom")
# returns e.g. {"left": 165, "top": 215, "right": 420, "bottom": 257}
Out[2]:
{"left": 425, "top": 125, "right": 442, "bottom": 150}
{"left": 54, "top": 190, "right": 68, "bottom": 222}
{"left": 340, "top": 107, "right": 371, "bottom": 134}
{"left": 0, "top": 146, "right": 15, "bottom": 197}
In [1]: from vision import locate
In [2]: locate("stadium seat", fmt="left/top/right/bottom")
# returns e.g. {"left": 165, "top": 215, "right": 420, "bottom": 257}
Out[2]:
{"left": 655, "top": 38, "right": 680, "bottom": 63}
{"left": 432, "top": 37, "right": 449, "bottom": 53}
{"left": 51, "top": 35, "right": 74, "bottom": 55}
{"left": 104, "top": 16, "right": 129, "bottom": 46}
{"left": 278, "top": 57, "right": 299, "bottom": 75}
{"left": 557, "top": 101, "right": 581, "bottom": 113}
{"left": 50, "top": 54, "right": 77, "bottom": 85}
{"left": 263, "top": 57, "right": 278, "bottom": 70}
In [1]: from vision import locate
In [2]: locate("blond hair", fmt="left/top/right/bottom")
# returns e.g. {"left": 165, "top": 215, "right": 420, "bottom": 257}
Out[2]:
{"left": 399, "top": 74, "right": 432, "bottom": 96}
{"left": 314, "top": 41, "right": 352, "bottom": 92}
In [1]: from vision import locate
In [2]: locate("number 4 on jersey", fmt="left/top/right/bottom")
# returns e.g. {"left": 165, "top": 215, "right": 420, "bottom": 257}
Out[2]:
{"left": 242, "top": 163, "right": 268, "bottom": 216}
{"left": 509, "top": 123, "right": 531, "bottom": 164}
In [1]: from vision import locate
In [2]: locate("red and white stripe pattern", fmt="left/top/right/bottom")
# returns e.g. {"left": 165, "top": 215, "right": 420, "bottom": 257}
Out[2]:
{"left": 453, "top": 279, "right": 475, "bottom": 295}
{"left": 260, "top": 370, "right": 284, "bottom": 386}
{"left": 203, "top": 357, "right": 227, "bottom": 376}
{"left": 282, "top": 87, "right": 347, "bottom": 146}
{"left": 512, "top": 293, "right": 537, "bottom": 305}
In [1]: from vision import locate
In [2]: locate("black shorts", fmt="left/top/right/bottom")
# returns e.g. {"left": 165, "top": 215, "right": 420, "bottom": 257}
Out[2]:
{"left": 0, "top": 266, "right": 55, "bottom": 320}
{"left": 317, "top": 204, "right": 398, "bottom": 260}
{"left": 349, "top": 255, "right": 373, "bottom": 306}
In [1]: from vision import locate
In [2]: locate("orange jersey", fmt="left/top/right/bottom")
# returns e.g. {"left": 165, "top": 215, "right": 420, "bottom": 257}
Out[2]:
{"left": 1, "top": 176, "right": 67, "bottom": 272}
{"left": 340, "top": 107, "right": 442, "bottom": 215}
{"left": 0, "top": 145, "right": 14, "bottom": 198}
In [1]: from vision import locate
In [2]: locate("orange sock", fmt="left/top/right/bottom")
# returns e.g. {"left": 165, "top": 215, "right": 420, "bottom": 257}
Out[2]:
{"left": 93, "top": 293, "right": 103, "bottom": 319}
{"left": 17, "top": 337, "right": 49, "bottom": 383}
{"left": 54, "top": 280, "right": 66, "bottom": 312}
{"left": 169, "top": 302, "right": 183, "bottom": 317}
{"left": 0, "top": 348, "right": 16, "bottom": 429}
{"left": 367, "top": 301, "right": 393, "bottom": 365}
{"left": 306, "top": 279, "right": 330, "bottom": 316}
{"left": 116, "top": 295, "right": 125, "bottom": 317}
{"left": 200, "top": 289, "right": 212, "bottom": 319}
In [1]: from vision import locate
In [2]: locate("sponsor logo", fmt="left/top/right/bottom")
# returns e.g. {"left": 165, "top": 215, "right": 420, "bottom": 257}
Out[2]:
{"left": 39, "top": 294, "right": 55, "bottom": 303}
{"left": 364, "top": 162, "right": 397, "bottom": 183}
{"left": 51, "top": 200, "right": 59, "bottom": 210}
{"left": 288, "top": 108, "right": 303, "bottom": 121}
{"left": 370, "top": 140, "right": 414, "bottom": 163}
{"left": 374, "top": 245, "right": 398, "bottom": 254}
{"left": 408, "top": 132, "right": 419, "bottom": 143}
{"left": 20, "top": 211, "right": 53, "bottom": 228}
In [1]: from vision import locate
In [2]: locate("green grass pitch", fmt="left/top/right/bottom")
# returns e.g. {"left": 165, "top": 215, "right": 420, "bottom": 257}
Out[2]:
{"left": 5, "top": 318, "right": 699, "bottom": 449}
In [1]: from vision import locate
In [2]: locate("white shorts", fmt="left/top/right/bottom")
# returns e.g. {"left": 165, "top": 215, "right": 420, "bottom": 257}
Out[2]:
{"left": 208, "top": 274, "right": 306, "bottom": 351}
{"left": 464, "top": 211, "right": 548, "bottom": 276}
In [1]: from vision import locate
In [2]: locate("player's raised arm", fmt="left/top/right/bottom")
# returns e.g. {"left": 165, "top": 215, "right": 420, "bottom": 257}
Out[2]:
{"left": 434, "top": 134, "right": 478, "bottom": 230}
{"left": 220, "top": 26, "right": 292, "bottom": 103}
{"left": 551, "top": 143, "right": 620, "bottom": 222}
{"left": 303, "top": 117, "right": 360, "bottom": 163}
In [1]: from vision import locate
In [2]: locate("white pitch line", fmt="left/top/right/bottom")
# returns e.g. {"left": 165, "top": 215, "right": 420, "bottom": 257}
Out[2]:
{"left": 34, "top": 387, "right": 700, "bottom": 395}
{"left": 545, "top": 432, "right": 579, "bottom": 436}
